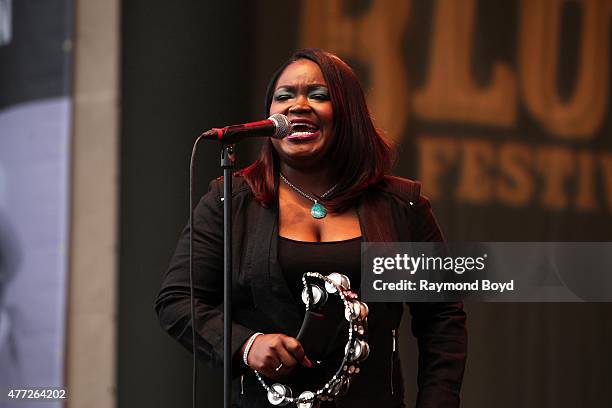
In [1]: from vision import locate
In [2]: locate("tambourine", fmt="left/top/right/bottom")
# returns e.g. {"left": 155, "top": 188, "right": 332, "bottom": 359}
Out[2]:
{"left": 252, "top": 272, "right": 369, "bottom": 407}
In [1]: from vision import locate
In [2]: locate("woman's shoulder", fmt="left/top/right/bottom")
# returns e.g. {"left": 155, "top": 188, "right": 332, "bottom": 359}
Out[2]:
{"left": 375, "top": 175, "right": 422, "bottom": 203}
{"left": 376, "top": 176, "right": 443, "bottom": 240}
{"left": 208, "top": 174, "right": 252, "bottom": 197}
{"left": 197, "top": 175, "right": 254, "bottom": 211}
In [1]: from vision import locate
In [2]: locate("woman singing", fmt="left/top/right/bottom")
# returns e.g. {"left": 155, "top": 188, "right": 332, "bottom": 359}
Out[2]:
{"left": 156, "top": 49, "right": 467, "bottom": 407}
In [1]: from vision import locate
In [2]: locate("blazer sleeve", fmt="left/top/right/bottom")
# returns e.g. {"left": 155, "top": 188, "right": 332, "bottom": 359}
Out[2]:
{"left": 407, "top": 196, "right": 468, "bottom": 408}
{"left": 155, "top": 179, "right": 255, "bottom": 373}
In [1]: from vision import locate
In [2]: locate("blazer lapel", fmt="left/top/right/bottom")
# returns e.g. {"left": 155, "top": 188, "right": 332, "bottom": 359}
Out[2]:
{"left": 357, "top": 188, "right": 398, "bottom": 242}
{"left": 248, "top": 202, "right": 302, "bottom": 335}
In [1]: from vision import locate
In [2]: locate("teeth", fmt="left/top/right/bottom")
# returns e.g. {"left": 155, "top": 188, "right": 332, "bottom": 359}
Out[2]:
{"left": 291, "top": 123, "right": 317, "bottom": 130}
{"left": 290, "top": 131, "right": 316, "bottom": 137}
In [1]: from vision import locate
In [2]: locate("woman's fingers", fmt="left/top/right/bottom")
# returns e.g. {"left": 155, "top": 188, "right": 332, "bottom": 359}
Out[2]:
{"left": 275, "top": 345, "right": 298, "bottom": 369}
{"left": 251, "top": 345, "right": 284, "bottom": 378}
{"left": 245, "top": 334, "right": 311, "bottom": 377}
{"left": 282, "top": 336, "right": 305, "bottom": 361}
{"left": 262, "top": 354, "right": 284, "bottom": 379}
{"left": 281, "top": 336, "right": 312, "bottom": 368}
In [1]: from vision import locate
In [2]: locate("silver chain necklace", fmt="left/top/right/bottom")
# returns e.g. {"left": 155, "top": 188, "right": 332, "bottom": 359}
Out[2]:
{"left": 280, "top": 173, "right": 338, "bottom": 219}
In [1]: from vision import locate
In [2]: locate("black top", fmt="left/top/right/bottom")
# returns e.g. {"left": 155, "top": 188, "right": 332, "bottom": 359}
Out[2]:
{"left": 277, "top": 236, "right": 364, "bottom": 401}
{"left": 277, "top": 236, "right": 362, "bottom": 302}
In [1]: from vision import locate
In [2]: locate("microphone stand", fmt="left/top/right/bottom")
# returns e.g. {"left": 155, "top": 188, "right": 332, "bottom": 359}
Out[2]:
{"left": 188, "top": 139, "right": 235, "bottom": 408}
{"left": 221, "top": 144, "right": 235, "bottom": 408}
{"left": 189, "top": 115, "right": 289, "bottom": 407}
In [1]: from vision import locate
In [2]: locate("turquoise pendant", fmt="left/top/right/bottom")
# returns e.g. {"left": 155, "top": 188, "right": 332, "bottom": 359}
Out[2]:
{"left": 311, "top": 202, "right": 327, "bottom": 219}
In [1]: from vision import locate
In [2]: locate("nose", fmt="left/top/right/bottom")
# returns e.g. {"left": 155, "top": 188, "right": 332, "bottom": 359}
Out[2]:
{"left": 288, "top": 94, "right": 312, "bottom": 114}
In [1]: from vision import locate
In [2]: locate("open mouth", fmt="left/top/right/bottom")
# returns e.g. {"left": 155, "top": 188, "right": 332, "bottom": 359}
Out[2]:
{"left": 287, "top": 121, "right": 320, "bottom": 141}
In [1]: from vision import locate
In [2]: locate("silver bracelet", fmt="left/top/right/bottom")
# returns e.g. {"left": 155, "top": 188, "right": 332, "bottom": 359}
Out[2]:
{"left": 242, "top": 332, "right": 263, "bottom": 367}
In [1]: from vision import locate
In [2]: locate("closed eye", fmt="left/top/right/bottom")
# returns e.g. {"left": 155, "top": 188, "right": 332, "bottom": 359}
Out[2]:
{"left": 274, "top": 93, "right": 293, "bottom": 102}
{"left": 309, "top": 93, "right": 330, "bottom": 101}
{"left": 308, "top": 85, "right": 329, "bottom": 100}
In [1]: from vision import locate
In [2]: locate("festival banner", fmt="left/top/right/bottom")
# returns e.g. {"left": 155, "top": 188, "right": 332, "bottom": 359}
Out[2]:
{"left": 300, "top": 0, "right": 612, "bottom": 241}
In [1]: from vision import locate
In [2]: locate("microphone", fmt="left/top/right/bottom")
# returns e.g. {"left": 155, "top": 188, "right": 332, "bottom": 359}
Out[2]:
{"left": 200, "top": 113, "right": 292, "bottom": 143}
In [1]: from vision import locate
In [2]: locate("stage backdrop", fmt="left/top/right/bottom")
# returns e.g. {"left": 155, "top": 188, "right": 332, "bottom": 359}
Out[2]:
{"left": 297, "top": 0, "right": 612, "bottom": 241}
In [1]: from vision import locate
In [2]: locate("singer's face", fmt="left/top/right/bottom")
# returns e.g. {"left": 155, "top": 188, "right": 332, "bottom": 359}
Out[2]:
{"left": 269, "top": 59, "right": 334, "bottom": 168}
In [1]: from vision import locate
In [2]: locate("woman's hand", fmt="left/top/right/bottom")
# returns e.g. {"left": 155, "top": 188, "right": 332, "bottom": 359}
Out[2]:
{"left": 242, "top": 333, "right": 312, "bottom": 379}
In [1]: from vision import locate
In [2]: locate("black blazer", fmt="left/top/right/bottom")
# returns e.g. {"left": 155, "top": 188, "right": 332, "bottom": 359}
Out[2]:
{"left": 155, "top": 175, "right": 467, "bottom": 407}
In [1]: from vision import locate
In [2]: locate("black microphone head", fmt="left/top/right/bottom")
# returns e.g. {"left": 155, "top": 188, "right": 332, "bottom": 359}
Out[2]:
{"left": 268, "top": 113, "right": 291, "bottom": 139}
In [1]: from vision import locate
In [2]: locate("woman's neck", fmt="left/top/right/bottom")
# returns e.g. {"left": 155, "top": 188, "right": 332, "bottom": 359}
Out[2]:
{"left": 279, "top": 164, "right": 336, "bottom": 196}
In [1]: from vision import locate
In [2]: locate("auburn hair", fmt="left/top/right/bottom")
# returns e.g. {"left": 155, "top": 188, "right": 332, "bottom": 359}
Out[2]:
{"left": 236, "top": 48, "right": 395, "bottom": 212}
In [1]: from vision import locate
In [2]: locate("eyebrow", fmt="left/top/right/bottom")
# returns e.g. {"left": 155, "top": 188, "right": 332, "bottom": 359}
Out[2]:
{"left": 274, "top": 83, "right": 329, "bottom": 92}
